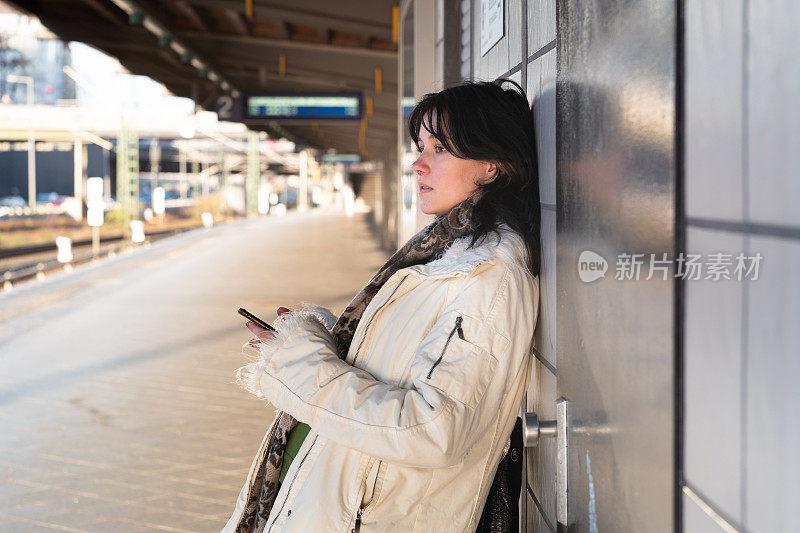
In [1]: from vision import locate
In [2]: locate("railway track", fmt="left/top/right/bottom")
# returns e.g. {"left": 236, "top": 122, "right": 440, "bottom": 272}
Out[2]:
{"left": 1, "top": 225, "right": 203, "bottom": 290}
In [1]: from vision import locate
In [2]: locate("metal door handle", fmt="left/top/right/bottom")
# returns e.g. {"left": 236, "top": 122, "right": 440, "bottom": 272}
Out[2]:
{"left": 523, "top": 398, "right": 572, "bottom": 529}
{"left": 523, "top": 411, "right": 557, "bottom": 447}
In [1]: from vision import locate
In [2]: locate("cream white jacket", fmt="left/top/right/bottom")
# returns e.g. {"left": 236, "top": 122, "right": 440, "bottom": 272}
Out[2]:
{"left": 224, "top": 226, "right": 539, "bottom": 533}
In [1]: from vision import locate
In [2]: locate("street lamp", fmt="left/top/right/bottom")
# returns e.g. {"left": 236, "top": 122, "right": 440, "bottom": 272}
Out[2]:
{"left": 6, "top": 74, "right": 36, "bottom": 209}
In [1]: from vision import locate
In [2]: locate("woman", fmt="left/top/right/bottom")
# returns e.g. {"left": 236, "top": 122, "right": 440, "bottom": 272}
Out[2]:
{"left": 224, "top": 79, "right": 541, "bottom": 533}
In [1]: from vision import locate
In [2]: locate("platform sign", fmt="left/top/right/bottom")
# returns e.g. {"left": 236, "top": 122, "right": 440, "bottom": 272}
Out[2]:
{"left": 480, "top": 0, "right": 504, "bottom": 56}
{"left": 244, "top": 92, "right": 362, "bottom": 120}
{"left": 216, "top": 95, "right": 243, "bottom": 122}
{"left": 322, "top": 154, "right": 361, "bottom": 163}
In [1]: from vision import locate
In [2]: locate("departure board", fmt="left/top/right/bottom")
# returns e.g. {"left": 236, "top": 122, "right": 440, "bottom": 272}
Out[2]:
{"left": 245, "top": 93, "right": 362, "bottom": 120}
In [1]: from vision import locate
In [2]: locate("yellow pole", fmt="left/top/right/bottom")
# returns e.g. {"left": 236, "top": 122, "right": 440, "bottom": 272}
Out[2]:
{"left": 359, "top": 116, "right": 367, "bottom": 155}
{"left": 245, "top": 0, "right": 253, "bottom": 18}
{"left": 374, "top": 67, "right": 383, "bottom": 93}
{"left": 279, "top": 53, "right": 286, "bottom": 76}
{"left": 392, "top": 6, "right": 399, "bottom": 43}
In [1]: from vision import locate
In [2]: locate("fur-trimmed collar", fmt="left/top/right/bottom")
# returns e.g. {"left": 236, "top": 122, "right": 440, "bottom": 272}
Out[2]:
{"left": 405, "top": 225, "right": 529, "bottom": 279}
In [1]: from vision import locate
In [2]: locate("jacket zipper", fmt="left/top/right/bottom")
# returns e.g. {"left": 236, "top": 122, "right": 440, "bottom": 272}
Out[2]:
{"left": 426, "top": 316, "right": 464, "bottom": 379}
{"left": 352, "top": 460, "right": 383, "bottom": 533}
{"left": 267, "top": 435, "right": 319, "bottom": 533}
{"left": 352, "top": 280, "right": 405, "bottom": 365}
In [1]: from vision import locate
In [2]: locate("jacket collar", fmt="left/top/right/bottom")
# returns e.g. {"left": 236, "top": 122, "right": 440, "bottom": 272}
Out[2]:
{"left": 403, "top": 225, "right": 528, "bottom": 279}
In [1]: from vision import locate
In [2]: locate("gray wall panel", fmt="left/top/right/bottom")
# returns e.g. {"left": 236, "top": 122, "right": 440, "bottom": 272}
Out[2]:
{"left": 525, "top": 493, "right": 556, "bottom": 533}
{"left": 685, "top": 0, "right": 743, "bottom": 221}
{"left": 556, "top": 1, "right": 676, "bottom": 529}
{"left": 525, "top": 356, "right": 557, "bottom": 528}
{"left": 527, "top": 51, "right": 556, "bottom": 206}
{"left": 533, "top": 205, "right": 556, "bottom": 365}
{"left": 527, "top": 0, "right": 556, "bottom": 56}
{"left": 747, "top": 2, "right": 800, "bottom": 228}
{"left": 745, "top": 235, "right": 800, "bottom": 531}
{"left": 523, "top": 2, "right": 557, "bottom": 530}
{"left": 472, "top": 0, "right": 510, "bottom": 80}
{"left": 684, "top": 228, "right": 744, "bottom": 522}
{"left": 508, "top": 0, "right": 524, "bottom": 69}
{"left": 683, "top": 491, "right": 730, "bottom": 533}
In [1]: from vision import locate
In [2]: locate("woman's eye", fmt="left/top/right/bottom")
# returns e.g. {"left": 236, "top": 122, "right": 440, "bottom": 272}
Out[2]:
{"left": 434, "top": 145, "right": 446, "bottom": 153}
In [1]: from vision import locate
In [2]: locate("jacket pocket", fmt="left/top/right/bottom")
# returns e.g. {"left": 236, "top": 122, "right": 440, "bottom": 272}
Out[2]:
{"left": 419, "top": 315, "right": 499, "bottom": 410}
{"left": 426, "top": 315, "right": 464, "bottom": 379}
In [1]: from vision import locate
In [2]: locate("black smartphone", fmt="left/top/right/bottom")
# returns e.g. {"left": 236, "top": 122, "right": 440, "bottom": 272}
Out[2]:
{"left": 238, "top": 308, "right": 276, "bottom": 331}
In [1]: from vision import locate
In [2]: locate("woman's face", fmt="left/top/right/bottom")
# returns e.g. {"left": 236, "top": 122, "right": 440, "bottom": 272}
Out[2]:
{"left": 411, "top": 113, "right": 495, "bottom": 215}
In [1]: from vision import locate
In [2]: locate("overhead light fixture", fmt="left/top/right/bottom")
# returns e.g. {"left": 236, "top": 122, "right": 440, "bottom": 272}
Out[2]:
{"left": 142, "top": 16, "right": 165, "bottom": 38}
{"left": 110, "top": 0, "right": 137, "bottom": 13}
{"left": 108, "top": 0, "right": 239, "bottom": 100}
{"left": 169, "top": 41, "right": 186, "bottom": 56}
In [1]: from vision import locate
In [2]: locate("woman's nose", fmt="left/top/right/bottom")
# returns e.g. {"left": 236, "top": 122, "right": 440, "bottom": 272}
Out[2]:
{"left": 411, "top": 155, "right": 428, "bottom": 175}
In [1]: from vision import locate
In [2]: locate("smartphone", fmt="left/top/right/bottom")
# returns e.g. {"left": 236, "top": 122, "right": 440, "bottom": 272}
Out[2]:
{"left": 238, "top": 308, "right": 276, "bottom": 331}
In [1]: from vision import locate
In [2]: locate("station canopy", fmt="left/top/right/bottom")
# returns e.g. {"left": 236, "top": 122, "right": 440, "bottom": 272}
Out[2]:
{"left": 7, "top": 0, "right": 398, "bottom": 157}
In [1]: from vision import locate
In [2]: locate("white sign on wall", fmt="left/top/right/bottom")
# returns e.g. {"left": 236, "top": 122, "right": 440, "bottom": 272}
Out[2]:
{"left": 480, "top": 0, "right": 505, "bottom": 56}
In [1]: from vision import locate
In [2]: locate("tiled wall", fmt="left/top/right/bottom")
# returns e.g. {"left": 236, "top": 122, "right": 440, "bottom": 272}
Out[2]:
{"left": 468, "top": 0, "right": 558, "bottom": 529}
{"left": 684, "top": 0, "right": 800, "bottom": 530}
{"left": 525, "top": 29, "right": 556, "bottom": 532}
{"left": 427, "top": 0, "right": 799, "bottom": 529}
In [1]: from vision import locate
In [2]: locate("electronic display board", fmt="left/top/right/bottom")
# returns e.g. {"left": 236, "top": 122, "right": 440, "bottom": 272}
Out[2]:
{"left": 244, "top": 92, "right": 362, "bottom": 120}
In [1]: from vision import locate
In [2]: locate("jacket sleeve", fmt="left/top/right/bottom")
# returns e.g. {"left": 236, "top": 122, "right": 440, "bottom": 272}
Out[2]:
{"left": 237, "top": 276, "right": 534, "bottom": 468}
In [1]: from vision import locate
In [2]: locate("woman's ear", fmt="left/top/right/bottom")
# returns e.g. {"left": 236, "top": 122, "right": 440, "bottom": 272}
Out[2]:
{"left": 475, "top": 161, "right": 499, "bottom": 185}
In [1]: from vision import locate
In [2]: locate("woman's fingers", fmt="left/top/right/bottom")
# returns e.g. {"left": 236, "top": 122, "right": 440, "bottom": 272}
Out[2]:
{"left": 246, "top": 321, "right": 276, "bottom": 340}
{"left": 244, "top": 309, "right": 290, "bottom": 346}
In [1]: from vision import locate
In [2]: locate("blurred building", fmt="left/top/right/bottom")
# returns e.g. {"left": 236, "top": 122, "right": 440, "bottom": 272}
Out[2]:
{"left": 0, "top": 6, "right": 75, "bottom": 104}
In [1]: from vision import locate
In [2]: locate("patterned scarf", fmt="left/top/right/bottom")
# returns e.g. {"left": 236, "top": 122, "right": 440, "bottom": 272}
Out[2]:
{"left": 237, "top": 192, "right": 483, "bottom": 533}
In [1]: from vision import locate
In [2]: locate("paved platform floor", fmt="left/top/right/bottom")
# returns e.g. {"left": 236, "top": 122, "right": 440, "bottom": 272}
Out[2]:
{"left": 0, "top": 211, "right": 389, "bottom": 532}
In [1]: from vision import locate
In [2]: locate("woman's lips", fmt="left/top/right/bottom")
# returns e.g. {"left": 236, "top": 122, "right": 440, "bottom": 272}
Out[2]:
{"left": 419, "top": 184, "right": 433, "bottom": 194}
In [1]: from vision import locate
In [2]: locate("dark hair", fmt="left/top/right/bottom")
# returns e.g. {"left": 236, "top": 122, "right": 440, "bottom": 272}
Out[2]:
{"left": 409, "top": 79, "right": 541, "bottom": 276}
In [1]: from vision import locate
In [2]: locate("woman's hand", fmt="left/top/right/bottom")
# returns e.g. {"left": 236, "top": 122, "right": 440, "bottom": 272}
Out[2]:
{"left": 246, "top": 307, "right": 291, "bottom": 346}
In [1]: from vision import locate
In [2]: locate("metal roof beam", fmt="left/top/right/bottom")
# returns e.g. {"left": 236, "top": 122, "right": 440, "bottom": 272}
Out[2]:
{"left": 184, "top": 0, "right": 392, "bottom": 39}
{"left": 77, "top": 0, "right": 127, "bottom": 26}
{"left": 223, "top": 9, "right": 249, "bottom": 36}
{"left": 172, "top": 0, "right": 209, "bottom": 32}
{"left": 108, "top": 0, "right": 238, "bottom": 94}
{"left": 177, "top": 30, "right": 397, "bottom": 59}
{"left": 223, "top": 65, "right": 398, "bottom": 93}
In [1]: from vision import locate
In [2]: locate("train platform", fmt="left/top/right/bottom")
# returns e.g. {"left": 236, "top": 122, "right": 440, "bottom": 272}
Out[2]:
{"left": 0, "top": 210, "right": 389, "bottom": 532}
